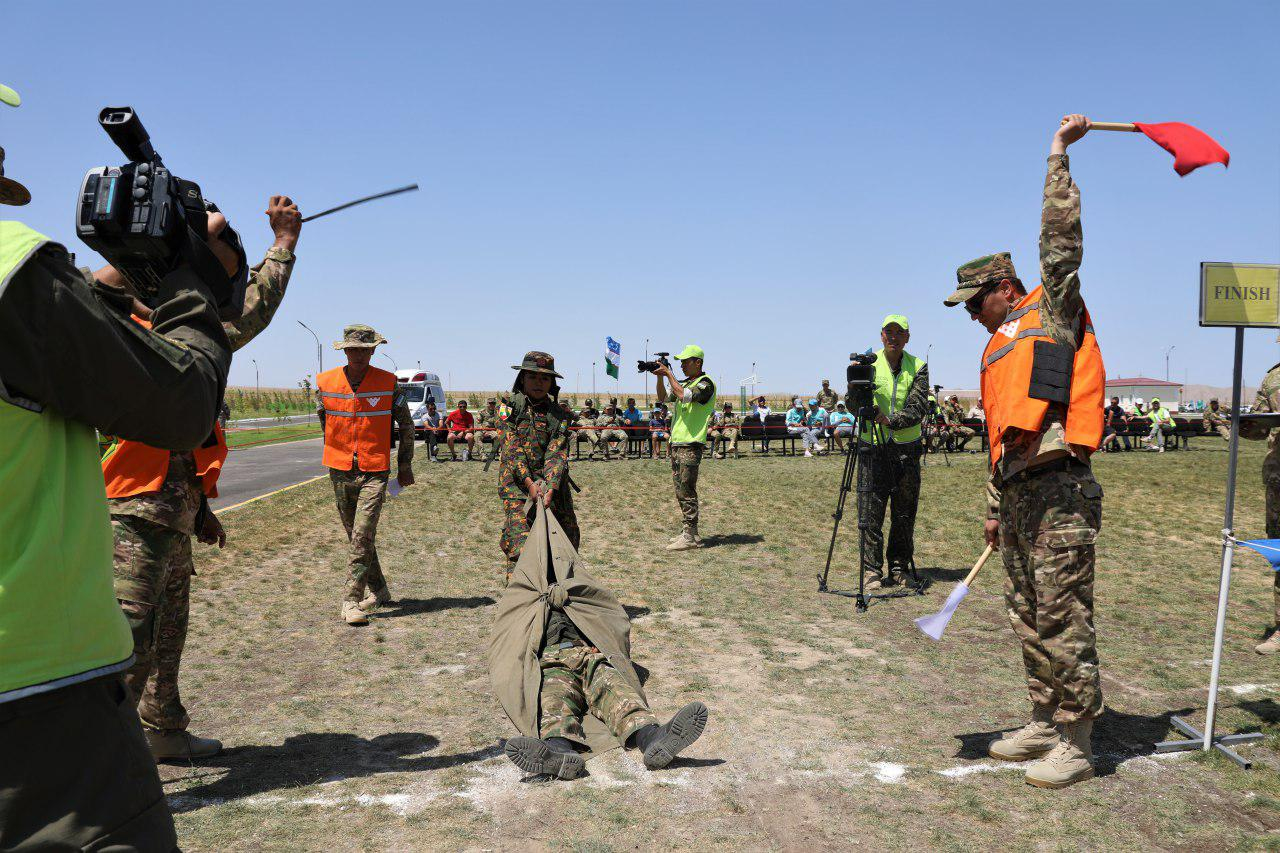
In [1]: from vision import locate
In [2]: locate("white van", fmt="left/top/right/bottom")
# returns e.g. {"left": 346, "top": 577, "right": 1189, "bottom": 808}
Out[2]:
{"left": 395, "top": 370, "right": 447, "bottom": 438}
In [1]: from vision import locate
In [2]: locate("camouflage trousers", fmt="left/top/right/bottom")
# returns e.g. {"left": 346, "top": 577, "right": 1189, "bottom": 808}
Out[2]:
{"left": 538, "top": 645, "right": 656, "bottom": 746}
{"left": 600, "top": 428, "right": 628, "bottom": 456}
{"left": 1263, "top": 456, "right": 1280, "bottom": 627}
{"left": 500, "top": 488, "right": 580, "bottom": 584}
{"left": 1211, "top": 423, "right": 1231, "bottom": 441}
{"left": 111, "top": 515, "right": 193, "bottom": 732}
{"left": 856, "top": 444, "right": 921, "bottom": 575}
{"left": 330, "top": 468, "right": 389, "bottom": 602}
{"left": 670, "top": 444, "right": 704, "bottom": 534}
{"left": 578, "top": 429, "right": 602, "bottom": 450}
{"left": 948, "top": 425, "right": 976, "bottom": 450}
{"left": 999, "top": 464, "right": 1104, "bottom": 724}
{"left": 708, "top": 427, "right": 739, "bottom": 457}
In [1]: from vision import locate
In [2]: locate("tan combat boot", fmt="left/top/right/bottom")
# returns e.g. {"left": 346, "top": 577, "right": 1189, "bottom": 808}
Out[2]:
{"left": 342, "top": 600, "right": 369, "bottom": 625}
{"left": 146, "top": 729, "right": 223, "bottom": 761}
{"left": 1025, "top": 719, "right": 1094, "bottom": 789}
{"left": 666, "top": 530, "right": 702, "bottom": 551}
{"left": 989, "top": 704, "right": 1059, "bottom": 762}
{"left": 360, "top": 587, "right": 393, "bottom": 612}
{"left": 1255, "top": 631, "right": 1280, "bottom": 655}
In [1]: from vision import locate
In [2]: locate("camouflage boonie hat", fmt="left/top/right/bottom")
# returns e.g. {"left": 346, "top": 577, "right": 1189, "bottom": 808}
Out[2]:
{"left": 333, "top": 324, "right": 387, "bottom": 349}
{"left": 511, "top": 350, "right": 563, "bottom": 378}
{"left": 944, "top": 252, "right": 1019, "bottom": 307}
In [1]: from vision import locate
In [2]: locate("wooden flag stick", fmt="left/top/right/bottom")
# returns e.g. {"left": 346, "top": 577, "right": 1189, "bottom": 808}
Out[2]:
{"left": 1063, "top": 118, "right": 1138, "bottom": 133}
{"left": 963, "top": 544, "right": 995, "bottom": 587}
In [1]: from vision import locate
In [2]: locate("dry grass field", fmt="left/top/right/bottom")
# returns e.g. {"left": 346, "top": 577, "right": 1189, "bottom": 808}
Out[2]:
{"left": 164, "top": 438, "right": 1280, "bottom": 851}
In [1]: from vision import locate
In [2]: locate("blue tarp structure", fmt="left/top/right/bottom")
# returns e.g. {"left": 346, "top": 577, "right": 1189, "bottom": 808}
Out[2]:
{"left": 1236, "top": 539, "right": 1280, "bottom": 570}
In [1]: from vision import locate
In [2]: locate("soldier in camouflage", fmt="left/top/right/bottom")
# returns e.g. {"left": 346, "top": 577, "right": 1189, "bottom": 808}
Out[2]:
{"left": 478, "top": 397, "right": 504, "bottom": 459}
{"left": 816, "top": 379, "right": 840, "bottom": 413}
{"left": 944, "top": 115, "right": 1103, "bottom": 789}
{"left": 596, "top": 403, "right": 629, "bottom": 460}
{"left": 109, "top": 195, "right": 301, "bottom": 761}
{"left": 576, "top": 398, "right": 602, "bottom": 459}
{"left": 943, "top": 395, "right": 976, "bottom": 451}
{"left": 1203, "top": 398, "right": 1231, "bottom": 441}
{"left": 1239, "top": 369, "right": 1280, "bottom": 654}
{"left": 707, "top": 401, "right": 741, "bottom": 459}
{"left": 498, "top": 352, "right": 580, "bottom": 585}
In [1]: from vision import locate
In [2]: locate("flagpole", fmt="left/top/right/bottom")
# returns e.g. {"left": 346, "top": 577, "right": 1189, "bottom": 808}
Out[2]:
{"left": 592, "top": 362, "right": 596, "bottom": 398}
{"left": 645, "top": 338, "right": 650, "bottom": 408}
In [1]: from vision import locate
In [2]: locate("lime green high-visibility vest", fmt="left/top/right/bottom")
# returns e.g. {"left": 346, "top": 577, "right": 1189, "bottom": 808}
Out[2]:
{"left": 859, "top": 349, "right": 923, "bottom": 444}
{"left": 0, "top": 221, "right": 134, "bottom": 702}
{"left": 669, "top": 374, "right": 717, "bottom": 445}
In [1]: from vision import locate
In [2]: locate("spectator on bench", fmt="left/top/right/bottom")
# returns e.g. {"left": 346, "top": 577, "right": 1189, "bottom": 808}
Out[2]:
{"left": 707, "top": 401, "right": 741, "bottom": 459}
{"left": 446, "top": 399, "right": 476, "bottom": 461}
{"left": 650, "top": 403, "right": 669, "bottom": 458}
{"left": 752, "top": 396, "right": 772, "bottom": 453}
{"left": 829, "top": 401, "right": 855, "bottom": 452}
{"left": 1204, "top": 398, "right": 1231, "bottom": 441}
{"left": 1101, "top": 396, "right": 1128, "bottom": 452}
{"left": 805, "top": 398, "right": 829, "bottom": 457}
{"left": 596, "top": 404, "right": 628, "bottom": 461}
{"left": 622, "top": 398, "right": 643, "bottom": 428}
{"left": 1144, "top": 397, "right": 1176, "bottom": 453}
{"left": 477, "top": 398, "right": 503, "bottom": 450}
{"left": 786, "top": 398, "right": 808, "bottom": 454}
{"left": 423, "top": 399, "right": 445, "bottom": 461}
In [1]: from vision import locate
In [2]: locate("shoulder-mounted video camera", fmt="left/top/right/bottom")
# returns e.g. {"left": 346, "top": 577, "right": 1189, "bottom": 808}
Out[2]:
{"left": 846, "top": 351, "right": 877, "bottom": 411}
{"left": 76, "top": 107, "right": 247, "bottom": 320}
{"left": 637, "top": 352, "right": 671, "bottom": 373}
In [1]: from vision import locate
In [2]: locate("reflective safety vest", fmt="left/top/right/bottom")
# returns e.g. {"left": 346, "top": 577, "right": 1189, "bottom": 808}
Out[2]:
{"left": 318, "top": 365, "right": 397, "bottom": 471}
{"left": 860, "top": 349, "right": 923, "bottom": 444}
{"left": 100, "top": 316, "right": 228, "bottom": 499}
{"left": 669, "top": 374, "right": 717, "bottom": 445}
{"left": 0, "top": 221, "right": 133, "bottom": 701}
{"left": 979, "top": 285, "right": 1105, "bottom": 469}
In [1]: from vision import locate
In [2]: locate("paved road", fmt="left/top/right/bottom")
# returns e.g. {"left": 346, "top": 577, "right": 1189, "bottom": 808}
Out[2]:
{"left": 228, "top": 413, "right": 318, "bottom": 428}
{"left": 211, "top": 436, "right": 327, "bottom": 510}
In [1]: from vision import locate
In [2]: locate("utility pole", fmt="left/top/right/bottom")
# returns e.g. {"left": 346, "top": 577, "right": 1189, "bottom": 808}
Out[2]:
{"left": 592, "top": 362, "right": 597, "bottom": 397}
{"left": 381, "top": 352, "right": 398, "bottom": 371}
{"left": 645, "top": 338, "right": 650, "bottom": 407}
{"left": 298, "top": 321, "right": 322, "bottom": 377}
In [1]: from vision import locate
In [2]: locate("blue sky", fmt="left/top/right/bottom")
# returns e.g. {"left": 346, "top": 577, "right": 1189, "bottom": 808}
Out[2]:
{"left": 5, "top": 1, "right": 1277, "bottom": 396}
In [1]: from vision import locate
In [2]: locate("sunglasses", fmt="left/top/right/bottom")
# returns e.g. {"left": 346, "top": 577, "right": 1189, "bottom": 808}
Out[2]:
{"left": 963, "top": 284, "right": 996, "bottom": 316}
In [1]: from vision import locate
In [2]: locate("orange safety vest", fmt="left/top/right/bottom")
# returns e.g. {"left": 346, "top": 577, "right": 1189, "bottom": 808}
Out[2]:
{"left": 318, "top": 365, "right": 397, "bottom": 471}
{"left": 101, "top": 316, "right": 228, "bottom": 499}
{"left": 979, "top": 285, "right": 1104, "bottom": 469}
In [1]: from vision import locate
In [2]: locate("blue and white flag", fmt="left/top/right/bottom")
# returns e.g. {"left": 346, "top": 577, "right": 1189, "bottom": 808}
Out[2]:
{"left": 605, "top": 337, "right": 621, "bottom": 379}
{"left": 1237, "top": 539, "right": 1280, "bottom": 571}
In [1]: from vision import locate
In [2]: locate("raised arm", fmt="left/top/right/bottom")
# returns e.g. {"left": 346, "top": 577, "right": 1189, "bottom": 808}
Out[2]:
{"left": 1039, "top": 115, "right": 1090, "bottom": 336}
{"left": 221, "top": 196, "right": 301, "bottom": 351}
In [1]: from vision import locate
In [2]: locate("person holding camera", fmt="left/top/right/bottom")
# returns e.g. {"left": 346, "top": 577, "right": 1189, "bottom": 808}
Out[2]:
{"left": 101, "top": 194, "right": 301, "bottom": 762}
{"left": 944, "top": 115, "right": 1104, "bottom": 789}
{"left": 0, "top": 88, "right": 232, "bottom": 850}
{"left": 653, "top": 345, "right": 716, "bottom": 550}
{"left": 857, "top": 314, "right": 931, "bottom": 590}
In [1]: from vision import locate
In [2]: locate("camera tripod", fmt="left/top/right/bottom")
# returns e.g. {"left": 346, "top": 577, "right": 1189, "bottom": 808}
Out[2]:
{"left": 818, "top": 407, "right": 928, "bottom": 611}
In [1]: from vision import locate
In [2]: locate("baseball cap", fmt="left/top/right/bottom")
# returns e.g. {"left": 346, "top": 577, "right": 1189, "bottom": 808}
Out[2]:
{"left": 881, "top": 314, "right": 909, "bottom": 331}
{"left": 675, "top": 344, "right": 704, "bottom": 360}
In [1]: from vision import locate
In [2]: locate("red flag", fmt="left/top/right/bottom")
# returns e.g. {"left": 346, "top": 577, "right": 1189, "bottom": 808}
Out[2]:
{"left": 1132, "top": 122, "right": 1230, "bottom": 176}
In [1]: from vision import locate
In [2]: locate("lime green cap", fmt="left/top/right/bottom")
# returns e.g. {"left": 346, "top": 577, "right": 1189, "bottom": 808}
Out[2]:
{"left": 881, "top": 314, "right": 909, "bottom": 331}
{"left": 0, "top": 84, "right": 20, "bottom": 108}
{"left": 675, "top": 344, "right": 704, "bottom": 360}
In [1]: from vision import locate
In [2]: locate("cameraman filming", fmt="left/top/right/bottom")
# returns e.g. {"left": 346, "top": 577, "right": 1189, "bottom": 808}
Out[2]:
{"left": 0, "top": 88, "right": 232, "bottom": 850}
{"left": 858, "top": 314, "right": 930, "bottom": 590}
{"left": 653, "top": 345, "right": 716, "bottom": 550}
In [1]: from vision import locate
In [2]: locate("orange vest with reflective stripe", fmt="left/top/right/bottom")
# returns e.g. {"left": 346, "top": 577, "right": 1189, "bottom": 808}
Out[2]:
{"left": 318, "top": 366, "right": 397, "bottom": 471}
{"left": 979, "top": 285, "right": 1105, "bottom": 469}
{"left": 101, "top": 316, "right": 228, "bottom": 499}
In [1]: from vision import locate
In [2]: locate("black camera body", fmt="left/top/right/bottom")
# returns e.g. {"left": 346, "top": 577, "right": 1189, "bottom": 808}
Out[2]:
{"left": 846, "top": 351, "right": 877, "bottom": 412}
{"left": 77, "top": 107, "right": 247, "bottom": 319}
{"left": 637, "top": 351, "right": 671, "bottom": 373}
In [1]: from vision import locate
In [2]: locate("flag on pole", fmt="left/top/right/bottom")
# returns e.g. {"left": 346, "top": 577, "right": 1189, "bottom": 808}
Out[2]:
{"left": 605, "top": 337, "right": 621, "bottom": 379}
{"left": 1133, "top": 122, "right": 1230, "bottom": 176}
{"left": 1236, "top": 539, "right": 1280, "bottom": 570}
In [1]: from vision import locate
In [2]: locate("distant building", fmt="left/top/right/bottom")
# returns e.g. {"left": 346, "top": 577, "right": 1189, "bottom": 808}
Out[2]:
{"left": 1105, "top": 377, "right": 1183, "bottom": 410}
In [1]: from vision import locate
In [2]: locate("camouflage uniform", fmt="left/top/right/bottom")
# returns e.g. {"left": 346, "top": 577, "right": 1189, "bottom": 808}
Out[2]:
{"left": 110, "top": 247, "right": 295, "bottom": 732}
{"left": 1240, "top": 366, "right": 1280, "bottom": 629}
{"left": 576, "top": 402, "right": 601, "bottom": 456}
{"left": 597, "top": 409, "right": 628, "bottom": 459}
{"left": 707, "top": 409, "right": 741, "bottom": 458}
{"left": 477, "top": 402, "right": 504, "bottom": 458}
{"left": 816, "top": 386, "right": 840, "bottom": 412}
{"left": 1203, "top": 404, "right": 1231, "bottom": 441}
{"left": 499, "top": 353, "right": 579, "bottom": 583}
{"left": 943, "top": 400, "right": 976, "bottom": 450}
{"left": 952, "top": 154, "right": 1104, "bottom": 725}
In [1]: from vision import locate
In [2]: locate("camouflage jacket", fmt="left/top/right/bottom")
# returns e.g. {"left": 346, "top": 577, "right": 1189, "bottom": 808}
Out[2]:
{"left": 816, "top": 388, "right": 839, "bottom": 411}
{"left": 884, "top": 363, "right": 931, "bottom": 432}
{"left": 577, "top": 407, "right": 600, "bottom": 425}
{"left": 714, "top": 410, "right": 741, "bottom": 428}
{"left": 988, "top": 155, "right": 1086, "bottom": 514}
{"left": 1203, "top": 406, "right": 1230, "bottom": 429}
{"left": 1241, "top": 363, "right": 1280, "bottom": 470}
{"left": 110, "top": 247, "right": 296, "bottom": 532}
{"left": 477, "top": 407, "right": 503, "bottom": 430}
{"left": 942, "top": 401, "right": 966, "bottom": 426}
{"left": 499, "top": 393, "right": 571, "bottom": 500}
{"left": 595, "top": 411, "right": 623, "bottom": 428}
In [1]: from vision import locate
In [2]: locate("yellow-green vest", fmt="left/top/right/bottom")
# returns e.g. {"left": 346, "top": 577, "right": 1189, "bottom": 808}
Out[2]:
{"left": 670, "top": 374, "right": 717, "bottom": 445}
{"left": 860, "top": 349, "right": 923, "bottom": 444}
{"left": 0, "top": 221, "right": 134, "bottom": 702}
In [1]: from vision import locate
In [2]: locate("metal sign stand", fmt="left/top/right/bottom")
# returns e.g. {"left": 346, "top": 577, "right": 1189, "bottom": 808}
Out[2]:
{"left": 1153, "top": 327, "right": 1262, "bottom": 767}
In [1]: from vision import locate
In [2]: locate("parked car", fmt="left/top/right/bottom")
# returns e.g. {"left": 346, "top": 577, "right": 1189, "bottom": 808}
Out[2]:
{"left": 395, "top": 370, "right": 447, "bottom": 438}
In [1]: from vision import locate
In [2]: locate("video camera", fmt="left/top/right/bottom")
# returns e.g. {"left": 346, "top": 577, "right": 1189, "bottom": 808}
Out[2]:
{"left": 846, "top": 351, "right": 877, "bottom": 411}
{"left": 637, "top": 352, "right": 671, "bottom": 373}
{"left": 76, "top": 107, "right": 248, "bottom": 320}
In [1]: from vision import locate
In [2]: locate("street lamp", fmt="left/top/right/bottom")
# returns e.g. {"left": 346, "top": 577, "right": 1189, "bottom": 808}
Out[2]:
{"left": 298, "top": 321, "right": 322, "bottom": 377}
{"left": 381, "top": 352, "right": 398, "bottom": 371}
{"left": 1165, "top": 345, "right": 1176, "bottom": 382}
{"left": 251, "top": 358, "right": 259, "bottom": 393}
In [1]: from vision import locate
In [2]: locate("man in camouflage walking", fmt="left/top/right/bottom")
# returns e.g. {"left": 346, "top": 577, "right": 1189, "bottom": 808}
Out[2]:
{"left": 497, "top": 351, "right": 580, "bottom": 585}
{"left": 106, "top": 195, "right": 301, "bottom": 761}
{"left": 317, "top": 325, "right": 415, "bottom": 625}
{"left": 945, "top": 114, "right": 1105, "bottom": 789}
{"left": 1240, "top": 369, "right": 1280, "bottom": 653}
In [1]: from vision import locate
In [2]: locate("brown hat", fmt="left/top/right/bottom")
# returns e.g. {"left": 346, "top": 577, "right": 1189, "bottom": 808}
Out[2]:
{"left": 0, "top": 147, "right": 30, "bottom": 207}
{"left": 944, "top": 252, "right": 1019, "bottom": 307}
{"left": 333, "top": 324, "right": 387, "bottom": 349}
{"left": 511, "top": 350, "right": 563, "bottom": 378}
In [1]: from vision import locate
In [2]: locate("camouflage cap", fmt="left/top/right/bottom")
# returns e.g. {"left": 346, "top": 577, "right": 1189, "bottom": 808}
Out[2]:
{"left": 487, "top": 397, "right": 497, "bottom": 404}
{"left": 510, "top": 350, "right": 563, "bottom": 378}
{"left": 584, "top": 398, "right": 594, "bottom": 406}
{"left": 332, "top": 324, "right": 387, "bottom": 349}
{"left": 944, "top": 252, "right": 1019, "bottom": 307}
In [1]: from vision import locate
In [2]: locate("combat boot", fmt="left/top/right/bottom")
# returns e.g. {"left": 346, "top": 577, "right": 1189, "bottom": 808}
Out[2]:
{"left": 360, "top": 586, "right": 393, "bottom": 612}
{"left": 1255, "top": 631, "right": 1280, "bottom": 655}
{"left": 632, "top": 701, "right": 709, "bottom": 769}
{"left": 666, "top": 531, "right": 702, "bottom": 551}
{"left": 341, "top": 600, "right": 369, "bottom": 626}
{"left": 1025, "top": 719, "right": 1094, "bottom": 789}
{"left": 989, "top": 704, "right": 1059, "bottom": 761}
{"left": 146, "top": 729, "right": 223, "bottom": 761}
{"left": 505, "top": 736, "right": 584, "bottom": 780}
